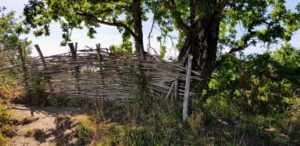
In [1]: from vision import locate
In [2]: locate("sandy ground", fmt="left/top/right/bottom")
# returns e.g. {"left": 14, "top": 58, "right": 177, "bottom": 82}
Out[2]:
{"left": 8, "top": 104, "right": 83, "bottom": 146}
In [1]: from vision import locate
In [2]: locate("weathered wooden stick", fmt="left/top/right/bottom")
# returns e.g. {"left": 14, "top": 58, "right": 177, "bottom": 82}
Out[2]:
{"left": 18, "top": 47, "right": 29, "bottom": 93}
{"left": 96, "top": 44, "right": 102, "bottom": 61}
{"left": 164, "top": 81, "right": 175, "bottom": 100}
{"left": 68, "top": 43, "right": 77, "bottom": 59}
{"left": 34, "top": 44, "right": 54, "bottom": 93}
{"left": 183, "top": 55, "right": 193, "bottom": 121}
{"left": 174, "top": 78, "right": 178, "bottom": 99}
{"left": 96, "top": 43, "right": 104, "bottom": 98}
{"left": 68, "top": 42, "right": 80, "bottom": 92}
{"left": 34, "top": 44, "right": 46, "bottom": 66}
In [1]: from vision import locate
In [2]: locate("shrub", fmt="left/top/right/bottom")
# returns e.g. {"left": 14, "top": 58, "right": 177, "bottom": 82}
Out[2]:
{"left": 0, "top": 133, "right": 8, "bottom": 146}
{"left": 76, "top": 123, "right": 93, "bottom": 145}
{"left": 0, "top": 106, "right": 16, "bottom": 144}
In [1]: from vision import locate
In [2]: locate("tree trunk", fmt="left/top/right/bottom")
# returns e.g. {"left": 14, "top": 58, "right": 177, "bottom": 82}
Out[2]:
{"left": 178, "top": 15, "right": 221, "bottom": 102}
{"left": 132, "top": 0, "right": 145, "bottom": 59}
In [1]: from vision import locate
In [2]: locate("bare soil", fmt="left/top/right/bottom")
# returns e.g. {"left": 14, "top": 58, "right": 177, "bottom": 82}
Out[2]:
{"left": 8, "top": 104, "right": 84, "bottom": 146}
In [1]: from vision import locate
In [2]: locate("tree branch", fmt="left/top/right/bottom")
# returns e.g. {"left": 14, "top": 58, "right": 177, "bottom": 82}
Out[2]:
{"left": 189, "top": 0, "right": 196, "bottom": 25}
{"left": 164, "top": 0, "right": 189, "bottom": 33}
{"left": 215, "top": 16, "right": 274, "bottom": 69}
{"left": 76, "top": 11, "right": 138, "bottom": 39}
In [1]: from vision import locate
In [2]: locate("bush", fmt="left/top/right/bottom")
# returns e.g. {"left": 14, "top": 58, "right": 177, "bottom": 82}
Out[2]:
{"left": 0, "top": 73, "right": 24, "bottom": 103}
{"left": 0, "top": 133, "right": 8, "bottom": 146}
{"left": 0, "top": 106, "right": 16, "bottom": 144}
{"left": 76, "top": 123, "right": 93, "bottom": 145}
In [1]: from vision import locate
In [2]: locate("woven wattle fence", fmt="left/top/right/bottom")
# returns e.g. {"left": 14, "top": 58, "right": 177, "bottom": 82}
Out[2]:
{"left": 0, "top": 44, "right": 201, "bottom": 100}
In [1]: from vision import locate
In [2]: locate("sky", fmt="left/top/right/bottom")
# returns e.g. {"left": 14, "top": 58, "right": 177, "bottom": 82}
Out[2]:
{"left": 1, "top": 0, "right": 300, "bottom": 57}
{"left": 1, "top": 0, "right": 170, "bottom": 57}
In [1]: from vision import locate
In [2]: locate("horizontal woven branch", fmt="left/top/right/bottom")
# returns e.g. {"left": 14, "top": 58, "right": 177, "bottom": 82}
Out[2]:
{"left": 1, "top": 49, "right": 201, "bottom": 100}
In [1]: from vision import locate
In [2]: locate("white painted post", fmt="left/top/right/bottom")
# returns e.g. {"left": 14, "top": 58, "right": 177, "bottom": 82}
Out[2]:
{"left": 183, "top": 55, "right": 193, "bottom": 121}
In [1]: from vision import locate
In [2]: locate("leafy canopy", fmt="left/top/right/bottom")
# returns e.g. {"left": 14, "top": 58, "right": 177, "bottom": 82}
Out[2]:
{"left": 23, "top": 0, "right": 148, "bottom": 47}
{"left": 0, "top": 7, "right": 31, "bottom": 68}
{"left": 149, "top": 0, "right": 300, "bottom": 56}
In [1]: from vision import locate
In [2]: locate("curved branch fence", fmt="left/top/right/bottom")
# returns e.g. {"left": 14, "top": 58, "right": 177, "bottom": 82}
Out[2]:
{"left": 0, "top": 44, "right": 201, "bottom": 101}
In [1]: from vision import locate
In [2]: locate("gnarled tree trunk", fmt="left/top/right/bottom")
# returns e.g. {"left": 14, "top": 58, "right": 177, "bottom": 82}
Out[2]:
{"left": 178, "top": 13, "right": 221, "bottom": 101}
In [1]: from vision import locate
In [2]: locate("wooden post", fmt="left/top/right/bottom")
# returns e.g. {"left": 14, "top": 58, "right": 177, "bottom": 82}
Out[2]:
{"left": 34, "top": 44, "right": 54, "bottom": 93}
{"left": 68, "top": 43, "right": 77, "bottom": 59}
{"left": 165, "top": 81, "right": 175, "bottom": 100}
{"left": 96, "top": 43, "right": 104, "bottom": 98}
{"left": 183, "top": 55, "right": 193, "bottom": 121}
{"left": 34, "top": 45, "right": 46, "bottom": 65}
{"left": 18, "top": 47, "right": 29, "bottom": 93}
{"left": 174, "top": 78, "right": 178, "bottom": 99}
{"left": 68, "top": 42, "right": 80, "bottom": 93}
{"left": 96, "top": 44, "right": 102, "bottom": 62}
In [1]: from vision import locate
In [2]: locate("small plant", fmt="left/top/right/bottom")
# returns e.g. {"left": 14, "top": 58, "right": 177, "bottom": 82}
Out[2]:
{"left": 76, "top": 123, "right": 93, "bottom": 145}
{"left": 75, "top": 116, "right": 94, "bottom": 145}
{"left": 0, "top": 133, "right": 8, "bottom": 146}
{"left": 22, "top": 73, "right": 48, "bottom": 106}
{"left": 0, "top": 105, "right": 16, "bottom": 144}
{"left": 0, "top": 73, "right": 24, "bottom": 103}
{"left": 22, "top": 128, "right": 38, "bottom": 137}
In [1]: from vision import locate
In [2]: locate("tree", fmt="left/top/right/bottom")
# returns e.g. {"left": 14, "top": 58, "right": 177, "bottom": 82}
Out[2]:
{"left": 151, "top": 0, "right": 300, "bottom": 100}
{"left": 0, "top": 7, "right": 31, "bottom": 99}
{"left": 23, "top": 0, "right": 147, "bottom": 59}
{"left": 0, "top": 7, "right": 30, "bottom": 68}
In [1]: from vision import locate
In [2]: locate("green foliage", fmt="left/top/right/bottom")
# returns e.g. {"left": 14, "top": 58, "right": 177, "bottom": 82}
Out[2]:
{"left": 76, "top": 123, "right": 93, "bottom": 146}
{"left": 0, "top": 133, "right": 8, "bottom": 146}
{"left": 87, "top": 98, "right": 208, "bottom": 145}
{"left": 23, "top": 0, "right": 145, "bottom": 51}
{"left": 0, "top": 7, "right": 31, "bottom": 53}
{"left": 0, "top": 73, "right": 23, "bottom": 103}
{"left": 218, "top": 0, "right": 300, "bottom": 52}
{"left": 149, "top": 1, "right": 300, "bottom": 52}
{"left": 203, "top": 96, "right": 300, "bottom": 145}
{"left": 0, "top": 106, "right": 16, "bottom": 145}
{"left": 209, "top": 44, "right": 300, "bottom": 114}
{"left": 23, "top": 73, "right": 48, "bottom": 106}
{"left": 0, "top": 8, "right": 29, "bottom": 103}
{"left": 159, "top": 45, "right": 167, "bottom": 58}
{"left": 79, "top": 93, "right": 300, "bottom": 145}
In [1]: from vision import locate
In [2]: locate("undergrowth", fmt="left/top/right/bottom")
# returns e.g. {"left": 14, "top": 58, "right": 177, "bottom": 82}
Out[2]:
{"left": 8, "top": 72, "right": 299, "bottom": 145}
{"left": 72, "top": 96, "right": 300, "bottom": 146}
{"left": 0, "top": 73, "right": 24, "bottom": 104}
{"left": 0, "top": 105, "right": 16, "bottom": 146}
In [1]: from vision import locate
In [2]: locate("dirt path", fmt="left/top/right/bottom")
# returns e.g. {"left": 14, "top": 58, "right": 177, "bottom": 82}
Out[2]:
{"left": 8, "top": 104, "right": 85, "bottom": 146}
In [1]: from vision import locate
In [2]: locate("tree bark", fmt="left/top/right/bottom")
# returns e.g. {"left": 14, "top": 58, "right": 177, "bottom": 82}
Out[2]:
{"left": 178, "top": 14, "right": 221, "bottom": 102}
{"left": 132, "top": 0, "right": 145, "bottom": 59}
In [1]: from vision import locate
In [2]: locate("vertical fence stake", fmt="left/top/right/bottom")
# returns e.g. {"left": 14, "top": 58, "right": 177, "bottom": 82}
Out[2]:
{"left": 34, "top": 44, "right": 46, "bottom": 65}
{"left": 68, "top": 42, "right": 80, "bottom": 93}
{"left": 96, "top": 44, "right": 102, "bottom": 61}
{"left": 34, "top": 44, "right": 54, "bottom": 93}
{"left": 165, "top": 81, "right": 175, "bottom": 100}
{"left": 96, "top": 43, "right": 104, "bottom": 98}
{"left": 183, "top": 55, "right": 193, "bottom": 122}
{"left": 174, "top": 77, "right": 178, "bottom": 100}
{"left": 18, "top": 47, "right": 29, "bottom": 93}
